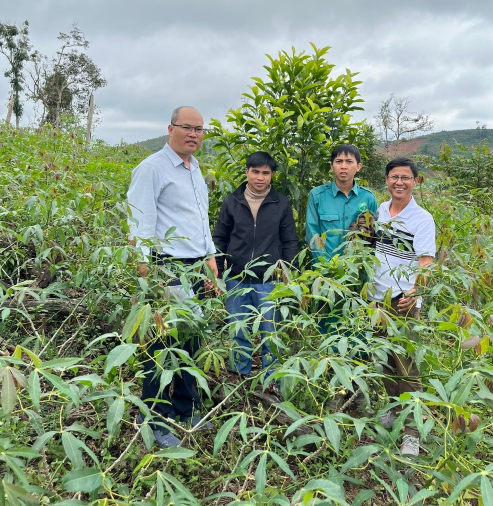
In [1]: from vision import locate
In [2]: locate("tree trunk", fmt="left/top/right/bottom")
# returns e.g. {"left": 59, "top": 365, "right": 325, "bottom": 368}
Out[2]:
{"left": 5, "top": 98, "right": 14, "bottom": 124}
{"left": 86, "top": 93, "right": 94, "bottom": 142}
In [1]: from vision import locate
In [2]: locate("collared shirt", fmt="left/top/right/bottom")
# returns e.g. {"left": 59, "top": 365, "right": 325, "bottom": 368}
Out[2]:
{"left": 127, "top": 143, "right": 215, "bottom": 260}
{"left": 369, "top": 197, "right": 436, "bottom": 307}
{"left": 306, "top": 180, "right": 377, "bottom": 261}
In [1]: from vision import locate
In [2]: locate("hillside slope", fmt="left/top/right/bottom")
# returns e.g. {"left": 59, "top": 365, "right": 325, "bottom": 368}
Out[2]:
{"left": 388, "top": 128, "right": 493, "bottom": 157}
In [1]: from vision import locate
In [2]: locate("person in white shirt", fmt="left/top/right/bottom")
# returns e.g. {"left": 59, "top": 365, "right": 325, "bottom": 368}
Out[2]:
{"left": 128, "top": 106, "right": 217, "bottom": 448}
{"left": 369, "top": 157, "right": 435, "bottom": 457}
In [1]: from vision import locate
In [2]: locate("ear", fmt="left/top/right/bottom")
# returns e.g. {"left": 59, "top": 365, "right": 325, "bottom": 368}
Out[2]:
{"left": 245, "top": 168, "right": 249, "bottom": 176}
{"left": 355, "top": 163, "right": 362, "bottom": 173}
{"left": 168, "top": 124, "right": 173, "bottom": 136}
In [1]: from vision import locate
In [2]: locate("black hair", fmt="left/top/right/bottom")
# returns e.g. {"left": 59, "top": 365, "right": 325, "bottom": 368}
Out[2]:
{"left": 385, "top": 157, "right": 418, "bottom": 178}
{"left": 246, "top": 151, "right": 277, "bottom": 172}
{"left": 331, "top": 144, "right": 361, "bottom": 164}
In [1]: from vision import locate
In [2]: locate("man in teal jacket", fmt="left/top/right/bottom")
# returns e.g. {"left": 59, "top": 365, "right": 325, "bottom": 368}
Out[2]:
{"left": 306, "top": 144, "right": 377, "bottom": 412}
{"left": 306, "top": 144, "right": 377, "bottom": 261}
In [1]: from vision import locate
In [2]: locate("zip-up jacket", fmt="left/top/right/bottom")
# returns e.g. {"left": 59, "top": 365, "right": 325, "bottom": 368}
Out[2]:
{"left": 212, "top": 182, "right": 298, "bottom": 282}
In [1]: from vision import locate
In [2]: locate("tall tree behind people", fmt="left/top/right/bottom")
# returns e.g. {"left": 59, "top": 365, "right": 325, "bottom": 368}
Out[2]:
{"left": 27, "top": 24, "right": 107, "bottom": 129}
{"left": 0, "top": 21, "right": 33, "bottom": 128}
{"left": 207, "top": 44, "right": 369, "bottom": 238}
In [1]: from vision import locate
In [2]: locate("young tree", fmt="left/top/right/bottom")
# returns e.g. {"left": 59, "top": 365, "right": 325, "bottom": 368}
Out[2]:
{"left": 207, "top": 43, "right": 368, "bottom": 236}
{"left": 374, "top": 94, "right": 435, "bottom": 154}
{"left": 434, "top": 140, "right": 493, "bottom": 189}
{"left": 0, "top": 20, "right": 33, "bottom": 128}
{"left": 28, "top": 24, "right": 106, "bottom": 128}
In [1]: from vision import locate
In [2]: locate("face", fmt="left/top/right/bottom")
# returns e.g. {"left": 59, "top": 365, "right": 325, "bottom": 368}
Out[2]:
{"left": 168, "top": 107, "right": 204, "bottom": 159}
{"left": 245, "top": 165, "right": 273, "bottom": 192}
{"left": 330, "top": 152, "right": 362, "bottom": 186}
{"left": 386, "top": 165, "right": 417, "bottom": 202}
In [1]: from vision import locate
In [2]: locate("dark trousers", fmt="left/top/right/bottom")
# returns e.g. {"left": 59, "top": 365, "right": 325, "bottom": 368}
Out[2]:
{"left": 377, "top": 297, "right": 423, "bottom": 437}
{"left": 141, "top": 256, "right": 204, "bottom": 419}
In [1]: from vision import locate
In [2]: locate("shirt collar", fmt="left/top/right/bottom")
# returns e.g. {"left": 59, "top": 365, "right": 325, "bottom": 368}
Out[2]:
{"left": 383, "top": 196, "right": 417, "bottom": 218}
{"left": 164, "top": 143, "right": 199, "bottom": 171}
{"left": 330, "top": 180, "right": 359, "bottom": 197}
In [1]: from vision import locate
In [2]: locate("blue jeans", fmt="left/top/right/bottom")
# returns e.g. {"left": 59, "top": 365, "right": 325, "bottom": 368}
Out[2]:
{"left": 225, "top": 279, "right": 280, "bottom": 375}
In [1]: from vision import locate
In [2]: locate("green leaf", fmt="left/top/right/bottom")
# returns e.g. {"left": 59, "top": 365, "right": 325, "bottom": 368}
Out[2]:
{"left": 104, "top": 343, "right": 138, "bottom": 375}
{"left": 139, "top": 422, "right": 154, "bottom": 451}
{"left": 28, "top": 370, "right": 41, "bottom": 410}
{"left": 40, "top": 357, "right": 82, "bottom": 371}
{"left": 323, "top": 416, "right": 341, "bottom": 454}
{"left": 62, "top": 467, "right": 103, "bottom": 493}
{"left": 255, "top": 452, "right": 268, "bottom": 495}
{"left": 451, "top": 372, "right": 476, "bottom": 406}
{"left": 2, "top": 482, "right": 38, "bottom": 505}
{"left": 181, "top": 367, "right": 210, "bottom": 397}
{"left": 396, "top": 479, "right": 409, "bottom": 504}
{"left": 107, "top": 397, "right": 125, "bottom": 436}
{"left": 61, "top": 432, "right": 83, "bottom": 469}
{"left": 213, "top": 413, "right": 241, "bottom": 455}
{"left": 341, "top": 444, "right": 380, "bottom": 473}
{"left": 481, "top": 475, "right": 493, "bottom": 506}
{"left": 330, "top": 360, "right": 353, "bottom": 391}
{"left": 1, "top": 368, "right": 17, "bottom": 414}
{"left": 407, "top": 488, "right": 437, "bottom": 506}
{"left": 32, "top": 431, "right": 57, "bottom": 451}
{"left": 121, "top": 303, "right": 148, "bottom": 342}
{"left": 284, "top": 415, "right": 316, "bottom": 438}
{"left": 269, "top": 451, "right": 295, "bottom": 480}
{"left": 444, "top": 472, "right": 480, "bottom": 504}
{"left": 52, "top": 501, "right": 87, "bottom": 506}
{"left": 25, "top": 409, "right": 44, "bottom": 436}
{"left": 154, "top": 447, "right": 196, "bottom": 459}
{"left": 351, "top": 490, "right": 375, "bottom": 506}
{"left": 39, "top": 370, "right": 80, "bottom": 405}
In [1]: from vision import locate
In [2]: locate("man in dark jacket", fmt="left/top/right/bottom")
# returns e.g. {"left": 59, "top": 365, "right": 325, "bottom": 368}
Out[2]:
{"left": 213, "top": 151, "right": 298, "bottom": 377}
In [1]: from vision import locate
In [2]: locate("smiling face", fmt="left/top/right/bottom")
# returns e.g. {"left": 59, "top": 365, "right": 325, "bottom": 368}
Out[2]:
{"left": 168, "top": 107, "right": 204, "bottom": 162}
{"left": 386, "top": 165, "right": 417, "bottom": 203}
{"left": 245, "top": 165, "right": 273, "bottom": 193}
{"left": 330, "top": 152, "right": 362, "bottom": 188}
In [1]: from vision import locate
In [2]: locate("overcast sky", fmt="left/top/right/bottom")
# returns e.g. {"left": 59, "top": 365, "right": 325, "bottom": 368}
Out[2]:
{"left": 2, "top": 0, "right": 493, "bottom": 144}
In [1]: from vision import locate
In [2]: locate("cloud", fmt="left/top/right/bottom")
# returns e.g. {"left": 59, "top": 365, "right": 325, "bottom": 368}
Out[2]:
{"left": 1, "top": 0, "right": 493, "bottom": 143}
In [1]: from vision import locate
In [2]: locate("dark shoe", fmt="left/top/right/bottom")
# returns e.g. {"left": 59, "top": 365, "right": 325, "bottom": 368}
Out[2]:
{"left": 181, "top": 414, "right": 214, "bottom": 430}
{"left": 380, "top": 411, "right": 397, "bottom": 429}
{"left": 153, "top": 428, "right": 182, "bottom": 448}
{"left": 136, "top": 413, "right": 182, "bottom": 448}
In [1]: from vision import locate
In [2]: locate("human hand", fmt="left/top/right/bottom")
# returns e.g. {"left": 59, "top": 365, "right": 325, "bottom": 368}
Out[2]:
{"left": 397, "top": 288, "right": 417, "bottom": 314}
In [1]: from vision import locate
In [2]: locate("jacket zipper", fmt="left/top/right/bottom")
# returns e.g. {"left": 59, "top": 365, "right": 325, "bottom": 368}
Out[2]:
{"left": 251, "top": 223, "right": 256, "bottom": 261}
{"left": 233, "top": 190, "right": 279, "bottom": 267}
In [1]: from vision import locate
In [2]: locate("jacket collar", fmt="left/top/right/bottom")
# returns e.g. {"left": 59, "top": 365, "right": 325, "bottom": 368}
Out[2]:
{"left": 330, "top": 180, "right": 360, "bottom": 197}
{"left": 233, "top": 181, "right": 279, "bottom": 202}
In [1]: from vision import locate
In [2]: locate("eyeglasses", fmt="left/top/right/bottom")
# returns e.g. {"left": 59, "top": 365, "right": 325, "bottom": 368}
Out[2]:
{"left": 171, "top": 123, "right": 204, "bottom": 134}
{"left": 387, "top": 175, "right": 416, "bottom": 182}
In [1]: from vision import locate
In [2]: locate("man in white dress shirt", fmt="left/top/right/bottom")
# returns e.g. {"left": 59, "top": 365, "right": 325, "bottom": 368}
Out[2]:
{"left": 128, "top": 106, "right": 217, "bottom": 447}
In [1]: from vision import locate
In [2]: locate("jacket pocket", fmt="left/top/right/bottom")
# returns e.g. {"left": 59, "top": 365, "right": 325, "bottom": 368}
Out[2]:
{"left": 320, "top": 213, "right": 340, "bottom": 233}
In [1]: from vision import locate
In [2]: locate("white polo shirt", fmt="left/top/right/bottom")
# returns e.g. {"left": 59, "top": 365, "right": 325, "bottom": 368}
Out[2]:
{"left": 369, "top": 197, "right": 435, "bottom": 307}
